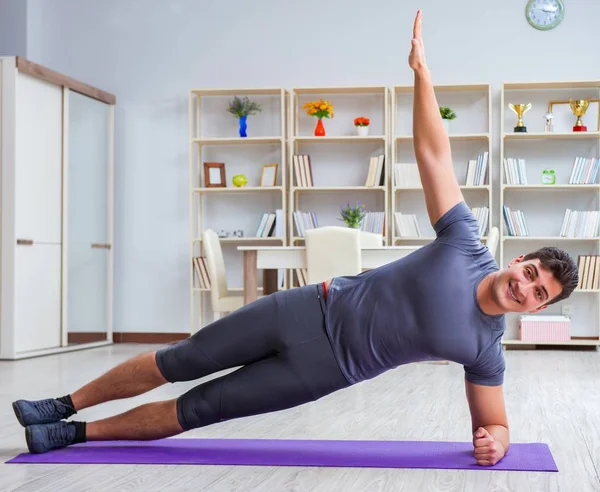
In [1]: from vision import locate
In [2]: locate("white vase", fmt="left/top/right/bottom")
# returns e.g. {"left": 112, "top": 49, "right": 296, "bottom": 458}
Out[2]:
{"left": 442, "top": 119, "right": 450, "bottom": 133}
{"left": 357, "top": 126, "right": 369, "bottom": 137}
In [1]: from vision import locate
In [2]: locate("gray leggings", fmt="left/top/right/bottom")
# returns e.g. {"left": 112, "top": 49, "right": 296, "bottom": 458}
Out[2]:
{"left": 155, "top": 284, "right": 351, "bottom": 431}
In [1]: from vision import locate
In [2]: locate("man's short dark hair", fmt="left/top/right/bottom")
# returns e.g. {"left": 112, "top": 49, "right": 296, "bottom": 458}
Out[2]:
{"left": 522, "top": 246, "right": 578, "bottom": 304}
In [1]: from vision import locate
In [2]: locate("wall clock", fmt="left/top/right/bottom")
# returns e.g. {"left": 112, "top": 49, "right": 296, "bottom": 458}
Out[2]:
{"left": 525, "top": 0, "right": 565, "bottom": 30}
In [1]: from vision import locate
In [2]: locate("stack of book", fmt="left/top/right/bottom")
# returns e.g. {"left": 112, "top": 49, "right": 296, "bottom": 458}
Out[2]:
{"left": 503, "top": 205, "right": 529, "bottom": 236}
{"left": 465, "top": 152, "right": 489, "bottom": 186}
{"left": 293, "top": 210, "right": 319, "bottom": 237}
{"left": 293, "top": 155, "right": 314, "bottom": 187}
{"left": 394, "top": 212, "right": 421, "bottom": 237}
{"left": 576, "top": 254, "right": 600, "bottom": 290}
{"left": 361, "top": 212, "right": 385, "bottom": 235}
{"left": 393, "top": 163, "right": 421, "bottom": 188}
{"left": 364, "top": 154, "right": 385, "bottom": 187}
{"left": 471, "top": 206, "right": 489, "bottom": 237}
{"left": 254, "top": 209, "right": 284, "bottom": 237}
{"left": 295, "top": 268, "right": 308, "bottom": 287}
{"left": 559, "top": 209, "right": 599, "bottom": 237}
{"left": 568, "top": 156, "right": 600, "bottom": 184}
{"left": 503, "top": 157, "right": 528, "bottom": 185}
{"left": 192, "top": 257, "right": 211, "bottom": 289}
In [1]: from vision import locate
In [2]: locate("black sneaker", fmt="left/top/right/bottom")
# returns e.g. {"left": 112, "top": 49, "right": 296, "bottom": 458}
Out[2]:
{"left": 25, "top": 421, "right": 76, "bottom": 454}
{"left": 12, "top": 398, "right": 76, "bottom": 427}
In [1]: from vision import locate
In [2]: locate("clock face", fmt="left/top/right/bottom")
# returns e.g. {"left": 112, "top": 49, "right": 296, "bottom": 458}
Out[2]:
{"left": 526, "top": 0, "right": 564, "bottom": 30}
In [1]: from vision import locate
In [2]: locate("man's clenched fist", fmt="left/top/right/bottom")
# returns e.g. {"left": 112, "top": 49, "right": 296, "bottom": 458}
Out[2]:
{"left": 473, "top": 427, "right": 505, "bottom": 466}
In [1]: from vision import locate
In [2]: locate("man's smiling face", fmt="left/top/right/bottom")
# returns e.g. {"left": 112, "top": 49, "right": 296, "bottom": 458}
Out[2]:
{"left": 492, "top": 256, "right": 564, "bottom": 314}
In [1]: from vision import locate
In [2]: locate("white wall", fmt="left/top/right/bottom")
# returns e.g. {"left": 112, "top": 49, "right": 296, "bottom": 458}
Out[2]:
{"left": 25, "top": 0, "right": 600, "bottom": 333}
{"left": 0, "top": 0, "right": 27, "bottom": 56}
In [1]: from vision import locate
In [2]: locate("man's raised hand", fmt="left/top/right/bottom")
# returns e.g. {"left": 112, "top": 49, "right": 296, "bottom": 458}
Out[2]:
{"left": 408, "top": 10, "right": 427, "bottom": 72}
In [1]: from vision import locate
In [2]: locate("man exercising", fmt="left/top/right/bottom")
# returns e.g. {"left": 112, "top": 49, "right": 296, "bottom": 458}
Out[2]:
{"left": 13, "top": 11, "right": 577, "bottom": 467}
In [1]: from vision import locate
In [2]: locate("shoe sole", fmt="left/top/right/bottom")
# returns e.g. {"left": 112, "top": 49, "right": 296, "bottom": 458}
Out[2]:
{"left": 12, "top": 401, "right": 26, "bottom": 427}
{"left": 24, "top": 426, "right": 35, "bottom": 454}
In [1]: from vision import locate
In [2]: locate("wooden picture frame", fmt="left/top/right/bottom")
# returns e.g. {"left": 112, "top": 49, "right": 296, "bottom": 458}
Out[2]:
{"left": 204, "top": 162, "right": 226, "bottom": 188}
{"left": 260, "top": 163, "right": 278, "bottom": 187}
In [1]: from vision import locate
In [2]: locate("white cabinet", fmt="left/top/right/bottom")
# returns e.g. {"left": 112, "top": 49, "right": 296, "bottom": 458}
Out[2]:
{"left": 15, "top": 72, "right": 63, "bottom": 244}
{"left": 0, "top": 56, "right": 115, "bottom": 359}
{"left": 15, "top": 244, "right": 62, "bottom": 352}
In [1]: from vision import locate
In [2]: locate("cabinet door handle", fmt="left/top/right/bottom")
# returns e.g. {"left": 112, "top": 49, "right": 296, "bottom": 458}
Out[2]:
{"left": 16, "top": 239, "right": 34, "bottom": 246}
{"left": 91, "top": 243, "right": 111, "bottom": 250}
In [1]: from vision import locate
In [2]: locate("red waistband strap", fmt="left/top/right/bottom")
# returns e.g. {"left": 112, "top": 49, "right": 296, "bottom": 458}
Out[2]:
{"left": 322, "top": 281, "right": 328, "bottom": 299}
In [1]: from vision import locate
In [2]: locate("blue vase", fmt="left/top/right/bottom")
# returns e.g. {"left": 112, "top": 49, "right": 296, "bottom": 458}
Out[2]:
{"left": 239, "top": 116, "right": 248, "bottom": 138}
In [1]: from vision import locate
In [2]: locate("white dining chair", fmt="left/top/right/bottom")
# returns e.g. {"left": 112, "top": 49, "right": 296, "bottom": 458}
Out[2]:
{"left": 304, "top": 226, "right": 362, "bottom": 284}
{"left": 360, "top": 230, "right": 384, "bottom": 247}
{"left": 202, "top": 229, "right": 245, "bottom": 321}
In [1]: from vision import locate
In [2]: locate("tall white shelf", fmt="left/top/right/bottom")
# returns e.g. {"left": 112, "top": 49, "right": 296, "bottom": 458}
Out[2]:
{"left": 499, "top": 80, "right": 600, "bottom": 347}
{"left": 288, "top": 86, "right": 390, "bottom": 249}
{"left": 189, "top": 88, "right": 289, "bottom": 331}
{"left": 391, "top": 84, "right": 493, "bottom": 246}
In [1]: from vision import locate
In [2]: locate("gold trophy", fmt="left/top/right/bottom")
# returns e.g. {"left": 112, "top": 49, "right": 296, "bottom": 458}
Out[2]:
{"left": 509, "top": 103, "right": 532, "bottom": 133}
{"left": 569, "top": 99, "right": 590, "bottom": 132}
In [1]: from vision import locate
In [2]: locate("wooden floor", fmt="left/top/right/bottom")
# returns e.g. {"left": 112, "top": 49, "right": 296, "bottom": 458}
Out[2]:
{"left": 1, "top": 343, "right": 599, "bottom": 491}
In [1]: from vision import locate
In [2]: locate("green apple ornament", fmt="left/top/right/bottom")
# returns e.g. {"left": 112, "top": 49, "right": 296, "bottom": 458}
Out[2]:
{"left": 232, "top": 174, "right": 248, "bottom": 187}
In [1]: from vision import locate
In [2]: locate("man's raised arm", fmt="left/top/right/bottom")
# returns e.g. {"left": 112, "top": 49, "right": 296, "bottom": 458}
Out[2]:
{"left": 409, "top": 10, "right": 463, "bottom": 226}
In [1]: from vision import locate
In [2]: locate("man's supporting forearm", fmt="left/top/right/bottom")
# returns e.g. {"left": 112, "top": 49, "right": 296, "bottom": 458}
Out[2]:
{"left": 484, "top": 424, "right": 510, "bottom": 455}
{"left": 413, "top": 68, "right": 451, "bottom": 162}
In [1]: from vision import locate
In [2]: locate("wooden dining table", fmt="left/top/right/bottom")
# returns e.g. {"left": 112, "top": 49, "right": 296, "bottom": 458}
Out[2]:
{"left": 237, "top": 245, "right": 421, "bottom": 304}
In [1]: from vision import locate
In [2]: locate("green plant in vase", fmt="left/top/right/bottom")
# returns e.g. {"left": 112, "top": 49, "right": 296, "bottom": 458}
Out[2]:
{"left": 439, "top": 106, "right": 457, "bottom": 133}
{"left": 339, "top": 202, "right": 366, "bottom": 229}
{"left": 227, "top": 96, "right": 262, "bottom": 137}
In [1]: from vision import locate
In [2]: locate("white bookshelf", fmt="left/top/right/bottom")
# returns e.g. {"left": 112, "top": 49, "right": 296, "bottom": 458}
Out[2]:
{"left": 288, "top": 86, "right": 390, "bottom": 249}
{"left": 391, "top": 84, "right": 492, "bottom": 246}
{"left": 499, "top": 80, "right": 600, "bottom": 347}
{"left": 189, "top": 88, "right": 289, "bottom": 331}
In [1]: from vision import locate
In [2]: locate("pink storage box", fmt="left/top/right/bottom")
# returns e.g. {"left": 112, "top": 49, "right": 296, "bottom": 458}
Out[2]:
{"left": 518, "top": 315, "right": 571, "bottom": 342}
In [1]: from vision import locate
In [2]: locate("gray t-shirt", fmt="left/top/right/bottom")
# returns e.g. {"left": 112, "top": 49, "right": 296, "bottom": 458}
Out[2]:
{"left": 324, "top": 201, "right": 506, "bottom": 386}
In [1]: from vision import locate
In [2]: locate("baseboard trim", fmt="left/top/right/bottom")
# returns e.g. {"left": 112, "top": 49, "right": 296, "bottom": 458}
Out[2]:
{"left": 67, "top": 333, "right": 108, "bottom": 344}
{"left": 68, "top": 332, "right": 190, "bottom": 345}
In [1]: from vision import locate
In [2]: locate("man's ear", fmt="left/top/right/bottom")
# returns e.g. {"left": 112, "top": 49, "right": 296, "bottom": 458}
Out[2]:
{"left": 508, "top": 254, "right": 525, "bottom": 267}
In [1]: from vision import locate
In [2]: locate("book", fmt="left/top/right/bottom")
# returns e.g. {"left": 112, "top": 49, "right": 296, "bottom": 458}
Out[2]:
{"left": 394, "top": 163, "right": 421, "bottom": 188}
{"left": 569, "top": 157, "right": 600, "bottom": 184}
{"left": 503, "top": 157, "right": 528, "bottom": 185}
{"left": 466, "top": 152, "right": 489, "bottom": 186}
{"left": 293, "top": 154, "right": 314, "bottom": 187}
{"left": 559, "top": 210, "right": 599, "bottom": 238}
{"left": 503, "top": 205, "right": 529, "bottom": 236}
{"left": 365, "top": 154, "right": 385, "bottom": 186}
{"left": 576, "top": 255, "right": 600, "bottom": 290}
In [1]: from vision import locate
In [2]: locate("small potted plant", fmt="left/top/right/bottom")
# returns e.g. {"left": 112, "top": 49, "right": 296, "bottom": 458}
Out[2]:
{"left": 303, "top": 99, "right": 334, "bottom": 136}
{"left": 439, "top": 106, "right": 457, "bottom": 133}
{"left": 227, "top": 96, "right": 262, "bottom": 138}
{"left": 339, "top": 201, "right": 366, "bottom": 229}
{"left": 354, "top": 116, "right": 370, "bottom": 137}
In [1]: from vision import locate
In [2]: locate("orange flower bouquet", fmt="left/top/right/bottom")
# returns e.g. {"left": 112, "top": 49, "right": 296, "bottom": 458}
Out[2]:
{"left": 354, "top": 116, "right": 370, "bottom": 136}
{"left": 303, "top": 99, "right": 334, "bottom": 136}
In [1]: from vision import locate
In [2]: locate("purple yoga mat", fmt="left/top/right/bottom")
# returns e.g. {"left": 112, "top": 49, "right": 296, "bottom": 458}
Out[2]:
{"left": 7, "top": 438, "right": 558, "bottom": 471}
